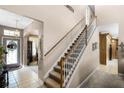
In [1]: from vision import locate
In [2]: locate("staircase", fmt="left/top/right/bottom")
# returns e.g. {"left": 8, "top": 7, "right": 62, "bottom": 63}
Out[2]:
{"left": 44, "top": 17, "right": 97, "bottom": 88}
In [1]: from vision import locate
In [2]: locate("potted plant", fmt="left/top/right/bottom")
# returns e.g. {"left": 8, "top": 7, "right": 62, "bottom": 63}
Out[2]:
{"left": 0, "top": 46, "right": 4, "bottom": 73}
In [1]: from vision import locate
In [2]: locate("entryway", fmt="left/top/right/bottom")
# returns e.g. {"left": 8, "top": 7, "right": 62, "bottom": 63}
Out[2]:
{"left": 0, "top": 8, "right": 43, "bottom": 88}
{"left": 2, "top": 28, "right": 23, "bottom": 70}
{"left": 3, "top": 38, "right": 20, "bottom": 65}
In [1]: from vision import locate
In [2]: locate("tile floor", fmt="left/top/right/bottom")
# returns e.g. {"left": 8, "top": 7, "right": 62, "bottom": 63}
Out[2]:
{"left": 98, "top": 59, "right": 118, "bottom": 74}
{"left": 7, "top": 59, "right": 118, "bottom": 88}
{"left": 8, "top": 66, "right": 43, "bottom": 88}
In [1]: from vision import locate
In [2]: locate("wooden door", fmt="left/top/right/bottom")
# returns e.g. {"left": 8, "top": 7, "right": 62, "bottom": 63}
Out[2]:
{"left": 27, "top": 41, "right": 33, "bottom": 65}
{"left": 99, "top": 34, "right": 107, "bottom": 65}
{"left": 111, "top": 39, "right": 118, "bottom": 59}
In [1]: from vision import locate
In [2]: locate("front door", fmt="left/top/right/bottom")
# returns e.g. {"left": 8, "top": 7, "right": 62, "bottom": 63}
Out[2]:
{"left": 3, "top": 38, "right": 20, "bottom": 65}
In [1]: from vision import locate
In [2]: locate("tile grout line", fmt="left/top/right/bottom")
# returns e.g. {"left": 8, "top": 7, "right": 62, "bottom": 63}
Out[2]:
{"left": 11, "top": 71, "right": 20, "bottom": 88}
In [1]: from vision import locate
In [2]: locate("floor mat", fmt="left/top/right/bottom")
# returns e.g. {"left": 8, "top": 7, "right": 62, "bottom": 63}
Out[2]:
{"left": 5, "top": 64, "right": 21, "bottom": 71}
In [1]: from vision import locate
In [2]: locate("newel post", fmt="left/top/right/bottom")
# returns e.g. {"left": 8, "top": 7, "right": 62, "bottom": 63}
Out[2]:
{"left": 85, "top": 25, "right": 88, "bottom": 46}
{"left": 60, "top": 57, "right": 64, "bottom": 88}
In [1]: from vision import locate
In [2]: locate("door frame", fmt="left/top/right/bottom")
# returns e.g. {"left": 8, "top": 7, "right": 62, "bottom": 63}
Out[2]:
{"left": 2, "top": 36, "right": 22, "bottom": 65}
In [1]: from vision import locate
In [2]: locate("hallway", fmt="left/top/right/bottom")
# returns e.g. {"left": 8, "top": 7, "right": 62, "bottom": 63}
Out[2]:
{"left": 80, "top": 59, "right": 124, "bottom": 88}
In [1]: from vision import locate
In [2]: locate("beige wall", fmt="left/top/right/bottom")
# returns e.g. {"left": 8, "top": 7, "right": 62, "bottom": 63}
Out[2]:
{"left": 68, "top": 28, "right": 99, "bottom": 87}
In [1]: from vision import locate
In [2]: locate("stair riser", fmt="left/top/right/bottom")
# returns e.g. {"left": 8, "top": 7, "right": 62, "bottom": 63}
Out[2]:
{"left": 44, "top": 82, "right": 54, "bottom": 88}
{"left": 54, "top": 67, "right": 64, "bottom": 74}
{"left": 49, "top": 73, "right": 62, "bottom": 84}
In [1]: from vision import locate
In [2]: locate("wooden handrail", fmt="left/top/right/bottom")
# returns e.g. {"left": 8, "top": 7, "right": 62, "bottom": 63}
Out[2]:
{"left": 44, "top": 18, "right": 85, "bottom": 56}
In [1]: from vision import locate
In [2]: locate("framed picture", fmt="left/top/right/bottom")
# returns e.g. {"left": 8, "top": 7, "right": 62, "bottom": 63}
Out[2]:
{"left": 92, "top": 42, "right": 97, "bottom": 51}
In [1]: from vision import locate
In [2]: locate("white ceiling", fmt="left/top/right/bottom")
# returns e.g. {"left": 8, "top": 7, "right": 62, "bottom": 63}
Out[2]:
{"left": 95, "top": 5, "right": 124, "bottom": 38}
{"left": 0, "top": 9, "right": 33, "bottom": 29}
{"left": 0, "top": 5, "right": 86, "bottom": 24}
{"left": 98, "top": 23, "right": 119, "bottom": 38}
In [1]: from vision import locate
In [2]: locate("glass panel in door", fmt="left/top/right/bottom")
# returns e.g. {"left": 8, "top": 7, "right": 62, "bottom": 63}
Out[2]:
{"left": 3, "top": 39, "right": 20, "bottom": 65}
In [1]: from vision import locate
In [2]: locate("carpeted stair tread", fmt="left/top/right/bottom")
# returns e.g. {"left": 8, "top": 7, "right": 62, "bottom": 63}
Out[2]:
{"left": 49, "top": 71, "right": 64, "bottom": 84}
{"left": 44, "top": 78, "right": 60, "bottom": 88}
